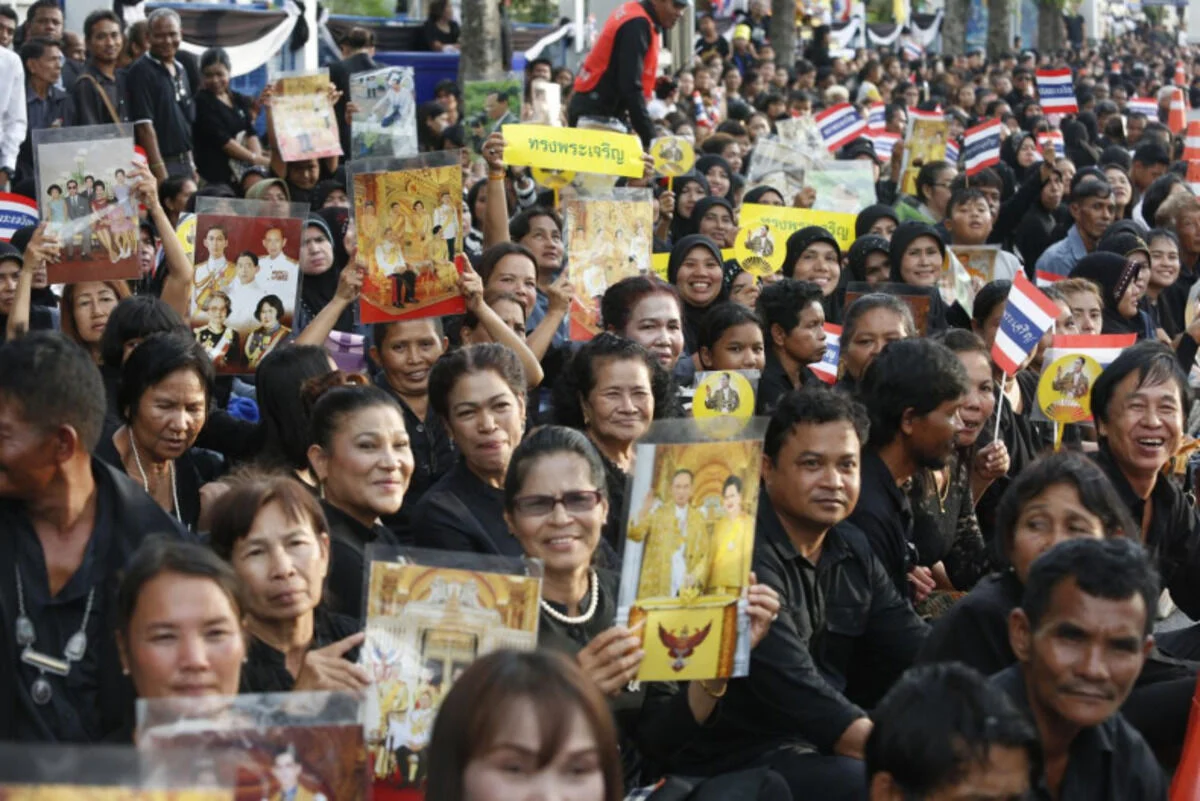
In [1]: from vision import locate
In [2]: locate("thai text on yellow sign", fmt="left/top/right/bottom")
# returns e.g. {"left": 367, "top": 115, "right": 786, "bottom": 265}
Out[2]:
{"left": 503, "top": 123, "right": 643, "bottom": 178}
{"left": 733, "top": 203, "right": 856, "bottom": 276}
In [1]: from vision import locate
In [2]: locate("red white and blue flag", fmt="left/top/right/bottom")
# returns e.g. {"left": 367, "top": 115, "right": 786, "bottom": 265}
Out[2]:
{"left": 1037, "top": 130, "right": 1065, "bottom": 159}
{"left": 870, "top": 131, "right": 901, "bottom": 162}
{"left": 1036, "top": 68, "right": 1078, "bottom": 114}
{"left": 0, "top": 193, "right": 38, "bottom": 243}
{"left": 992, "top": 273, "right": 1061, "bottom": 376}
{"left": 962, "top": 120, "right": 1002, "bottom": 176}
{"left": 945, "top": 139, "right": 960, "bottom": 166}
{"left": 1128, "top": 97, "right": 1158, "bottom": 117}
{"left": 866, "top": 103, "right": 887, "bottom": 132}
{"left": 808, "top": 323, "right": 841, "bottom": 384}
{"left": 1036, "top": 270, "right": 1064, "bottom": 288}
{"left": 815, "top": 103, "right": 867, "bottom": 153}
{"left": 902, "top": 39, "right": 923, "bottom": 62}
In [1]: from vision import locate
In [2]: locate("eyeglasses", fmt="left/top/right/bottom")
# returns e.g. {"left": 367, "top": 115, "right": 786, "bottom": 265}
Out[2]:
{"left": 512, "top": 490, "right": 604, "bottom": 517}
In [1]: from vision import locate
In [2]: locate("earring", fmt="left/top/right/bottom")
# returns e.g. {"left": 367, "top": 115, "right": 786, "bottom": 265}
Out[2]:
{"left": 122, "top": 667, "right": 130, "bottom": 676}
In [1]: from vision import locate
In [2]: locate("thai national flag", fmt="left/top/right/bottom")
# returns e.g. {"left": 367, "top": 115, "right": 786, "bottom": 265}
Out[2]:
{"left": 1036, "top": 68, "right": 1078, "bottom": 114}
{"left": 815, "top": 103, "right": 867, "bottom": 153}
{"left": 1036, "top": 270, "right": 1064, "bottom": 288}
{"left": 991, "top": 273, "right": 1062, "bottom": 376}
{"left": 1037, "top": 130, "right": 1065, "bottom": 159}
{"left": 962, "top": 120, "right": 1002, "bottom": 176}
{"left": 867, "top": 103, "right": 887, "bottom": 132}
{"left": 0, "top": 193, "right": 38, "bottom": 243}
{"left": 1128, "top": 97, "right": 1159, "bottom": 117}
{"left": 902, "top": 40, "right": 923, "bottom": 62}
{"left": 871, "top": 131, "right": 901, "bottom": 162}
{"left": 944, "top": 139, "right": 960, "bottom": 166}
{"left": 808, "top": 323, "right": 841, "bottom": 384}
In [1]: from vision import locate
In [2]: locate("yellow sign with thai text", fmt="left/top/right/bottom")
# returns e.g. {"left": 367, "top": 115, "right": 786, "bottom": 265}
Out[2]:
{"left": 733, "top": 204, "right": 856, "bottom": 277}
{"left": 502, "top": 123, "right": 643, "bottom": 178}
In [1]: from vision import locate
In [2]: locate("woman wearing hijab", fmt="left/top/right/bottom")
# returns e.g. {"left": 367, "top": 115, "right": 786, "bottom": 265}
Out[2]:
{"left": 782, "top": 226, "right": 846, "bottom": 323}
{"left": 691, "top": 196, "right": 737, "bottom": 248}
{"left": 667, "top": 234, "right": 728, "bottom": 359}
{"left": 846, "top": 235, "right": 891, "bottom": 286}
{"left": 695, "top": 154, "right": 734, "bottom": 200}
{"left": 1000, "top": 131, "right": 1039, "bottom": 187}
{"left": 889, "top": 220, "right": 951, "bottom": 331}
{"left": 1069, "top": 251, "right": 1153, "bottom": 338}
{"left": 741, "top": 185, "right": 785, "bottom": 207}
{"left": 296, "top": 208, "right": 359, "bottom": 336}
{"left": 855, "top": 204, "right": 899, "bottom": 240}
{"left": 668, "top": 173, "right": 711, "bottom": 244}
{"left": 1062, "top": 119, "right": 1101, "bottom": 169}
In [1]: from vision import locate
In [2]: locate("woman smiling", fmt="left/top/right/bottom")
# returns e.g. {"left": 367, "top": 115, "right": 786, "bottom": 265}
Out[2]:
{"left": 668, "top": 234, "right": 728, "bottom": 358}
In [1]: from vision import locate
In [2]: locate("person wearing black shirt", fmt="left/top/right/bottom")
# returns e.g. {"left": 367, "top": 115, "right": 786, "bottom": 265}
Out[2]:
{"left": 848, "top": 338, "right": 969, "bottom": 601}
{"left": 694, "top": 14, "right": 729, "bottom": 63}
{"left": 70, "top": 11, "right": 128, "bottom": 128}
{"left": 754, "top": 279, "right": 826, "bottom": 415}
{"left": 421, "top": 0, "right": 461, "bottom": 52}
{"left": 0, "top": 333, "right": 185, "bottom": 743}
{"left": 670, "top": 387, "right": 928, "bottom": 801}
{"left": 193, "top": 47, "right": 267, "bottom": 187}
{"left": 328, "top": 26, "right": 379, "bottom": 157}
{"left": 995, "top": 537, "right": 1167, "bottom": 800}
{"left": 127, "top": 8, "right": 196, "bottom": 182}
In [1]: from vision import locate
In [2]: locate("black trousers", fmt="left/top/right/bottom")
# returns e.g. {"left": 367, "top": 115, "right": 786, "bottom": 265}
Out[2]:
{"left": 391, "top": 272, "right": 416, "bottom": 304}
{"left": 751, "top": 748, "right": 864, "bottom": 801}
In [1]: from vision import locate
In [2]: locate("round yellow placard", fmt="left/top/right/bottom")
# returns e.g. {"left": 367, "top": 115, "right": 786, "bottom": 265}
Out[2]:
{"left": 651, "top": 136, "right": 696, "bottom": 177}
{"left": 733, "top": 222, "right": 783, "bottom": 277}
{"left": 693, "top": 370, "right": 755, "bottom": 437}
{"left": 175, "top": 214, "right": 196, "bottom": 260}
{"left": 531, "top": 167, "right": 576, "bottom": 189}
{"left": 1037, "top": 353, "right": 1103, "bottom": 424}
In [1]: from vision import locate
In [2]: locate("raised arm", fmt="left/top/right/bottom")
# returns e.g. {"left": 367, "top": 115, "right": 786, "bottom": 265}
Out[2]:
{"left": 480, "top": 132, "right": 513, "bottom": 249}
{"left": 131, "top": 162, "right": 194, "bottom": 319}
{"left": 459, "top": 263, "right": 544, "bottom": 387}
{"left": 6, "top": 224, "right": 58, "bottom": 341}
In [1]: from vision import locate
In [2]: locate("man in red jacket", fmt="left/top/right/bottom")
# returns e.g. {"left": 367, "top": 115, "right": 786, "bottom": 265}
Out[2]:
{"left": 568, "top": 0, "right": 688, "bottom": 147}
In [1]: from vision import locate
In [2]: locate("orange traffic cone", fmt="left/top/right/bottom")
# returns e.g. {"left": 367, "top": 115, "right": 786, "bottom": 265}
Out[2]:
{"left": 1178, "top": 62, "right": 1189, "bottom": 88}
{"left": 1184, "top": 122, "right": 1200, "bottom": 162}
{"left": 1169, "top": 88, "right": 1188, "bottom": 135}
{"left": 1172, "top": 674, "right": 1200, "bottom": 800}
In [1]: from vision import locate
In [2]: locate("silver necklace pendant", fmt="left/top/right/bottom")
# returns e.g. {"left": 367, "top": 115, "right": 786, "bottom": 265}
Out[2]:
{"left": 31, "top": 675, "right": 52, "bottom": 705}
{"left": 15, "top": 615, "right": 34, "bottom": 647}
{"left": 64, "top": 632, "right": 87, "bottom": 662}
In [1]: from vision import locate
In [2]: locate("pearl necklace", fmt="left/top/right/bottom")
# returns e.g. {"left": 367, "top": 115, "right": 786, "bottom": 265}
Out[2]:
{"left": 540, "top": 570, "right": 599, "bottom": 625}
{"left": 129, "top": 430, "right": 181, "bottom": 523}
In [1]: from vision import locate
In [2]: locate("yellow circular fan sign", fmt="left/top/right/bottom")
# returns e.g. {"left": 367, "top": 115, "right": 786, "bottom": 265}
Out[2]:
{"left": 1037, "top": 353, "right": 1103, "bottom": 424}
{"left": 651, "top": 136, "right": 696, "bottom": 177}
{"left": 531, "top": 167, "right": 576, "bottom": 189}
{"left": 733, "top": 222, "right": 784, "bottom": 277}
{"left": 175, "top": 215, "right": 196, "bottom": 260}
{"left": 693, "top": 370, "right": 754, "bottom": 437}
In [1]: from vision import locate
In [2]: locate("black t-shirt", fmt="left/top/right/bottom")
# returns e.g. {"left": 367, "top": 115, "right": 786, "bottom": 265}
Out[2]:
{"left": 422, "top": 19, "right": 460, "bottom": 50}
{"left": 694, "top": 35, "right": 729, "bottom": 62}
{"left": 193, "top": 89, "right": 257, "bottom": 186}
{"left": 126, "top": 53, "right": 196, "bottom": 157}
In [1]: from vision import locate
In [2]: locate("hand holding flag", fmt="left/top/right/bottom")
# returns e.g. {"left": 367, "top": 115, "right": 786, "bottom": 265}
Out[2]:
{"left": 991, "top": 273, "right": 1061, "bottom": 376}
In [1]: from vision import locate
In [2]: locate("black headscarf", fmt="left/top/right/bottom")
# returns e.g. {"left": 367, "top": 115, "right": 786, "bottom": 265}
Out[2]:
{"left": 668, "top": 173, "right": 711, "bottom": 244}
{"left": 855, "top": 204, "right": 899, "bottom": 238}
{"left": 1069, "top": 252, "right": 1148, "bottom": 337}
{"left": 742, "top": 185, "right": 785, "bottom": 206}
{"left": 889, "top": 221, "right": 950, "bottom": 331}
{"left": 690, "top": 196, "right": 735, "bottom": 244}
{"left": 1062, "top": 120, "right": 1100, "bottom": 169}
{"left": 783, "top": 225, "right": 846, "bottom": 323}
{"left": 1001, "top": 131, "right": 1037, "bottom": 185}
{"left": 667, "top": 234, "right": 728, "bottom": 353}
{"left": 300, "top": 208, "right": 355, "bottom": 333}
{"left": 695, "top": 154, "right": 735, "bottom": 200}
{"left": 847, "top": 235, "right": 890, "bottom": 282}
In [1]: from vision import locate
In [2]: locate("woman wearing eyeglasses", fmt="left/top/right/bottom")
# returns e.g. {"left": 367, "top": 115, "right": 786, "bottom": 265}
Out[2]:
{"left": 503, "top": 426, "right": 787, "bottom": 797}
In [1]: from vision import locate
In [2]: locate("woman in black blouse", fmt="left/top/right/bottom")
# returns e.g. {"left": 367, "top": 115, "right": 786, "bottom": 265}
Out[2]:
{"left": 422, "top": 0, "right": 461, "bottom": 52}
{"left": 305, "top": 375, "right": 413, "bottom": 620}
{"left": 209, "top": 472, "right": 367, "bottom": 694}
{"left": 194, "top": 47, "right": 268, "bottom": 187}
{"left": 503, "top": 426, "right": 786, "bottom": 796}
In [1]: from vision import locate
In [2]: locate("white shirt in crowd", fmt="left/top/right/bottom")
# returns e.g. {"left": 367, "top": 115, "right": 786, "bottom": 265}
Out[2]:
{"left": 433, "top": 202, "right": 458, "bottom": 240}
{"left": 227, "top": 278, "right": 266, "bottom": 330}
{"left": 258, "top": 252, "right": 299, "bottom": 301}
{"left": 0, "top": 48, "right": 26, "bottom": 178}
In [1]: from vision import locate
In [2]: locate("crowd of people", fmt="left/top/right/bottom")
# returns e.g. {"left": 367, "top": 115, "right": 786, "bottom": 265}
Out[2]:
{"left": 3, "top": 0, "right": 1200, "bottom": 798}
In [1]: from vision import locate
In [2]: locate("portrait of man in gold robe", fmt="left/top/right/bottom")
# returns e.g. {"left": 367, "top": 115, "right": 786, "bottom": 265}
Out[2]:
{"left": 627, "top": 469, "right": 710, "bottom": 601}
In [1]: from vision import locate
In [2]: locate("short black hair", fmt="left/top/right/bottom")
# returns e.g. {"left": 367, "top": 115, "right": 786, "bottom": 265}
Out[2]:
{"left": 504, "top": 425, "right": 608, "bottom": 511}
{"left": 117, "top": 332, "right": 215, "bottom": 425}
{"left": 0, "top": 5, "right": 16, "bottom": 24}
{"left": 915, "top": 160, "right": 954, "bottom": 204}
{"left": 992, "top": 451, "right": 1134, "bottom": 568}
{"left": 477, "top": 241, "right": 536, "bottom": 285}
{"left": 1132, "top": 141, "right": 1171, "bottom": 168}
{"left": 972, "top": 280, "right": 1011, "bottom": 326}
{"left": 99, "top": 296, "right": 189, "bottom": 369}
{"left": 551, "top": 333, "right": 677, "bottom": 430}
{"left": 947, "top": 187, "right": 989, "bottom": 217}
{"left": 1091, "top": 340, "right": 1189, "bottom": 432}
{"left": 429, "top": 343, "right": 527, "bottom": 422}
{"left": 0, "top": 332, "right": 106, "bottom": 453}
{"left": 1022, "top": 537, "right": 1160, "bottom": 637}
{"left": 859, "top": 339, "right": 969, "bottom": 448}
{"left": 20, "top": 37, "right": 60, "bottom": 68}
{"left": 764, "top": 385, "right": 868, "bottom": 463}
{"left": 697, "top": 302, "right": 761, "bottom": 353}
{"left": 254, "top": 294, "right": 285, "bottom": 324}
{"left": 83, "top": 9, "right": 120, "bottom": 39}
{"left": 117, "top": 538, "right": 245, "bottom": 637}
{"left": 509, "top": 206, "right": 562, "bottom": 241}
{"left": 865, "top": 663, "right": 1040, "bottom": 795}
{"left": 755, "top": 278, "right": 823, "bottom": 342}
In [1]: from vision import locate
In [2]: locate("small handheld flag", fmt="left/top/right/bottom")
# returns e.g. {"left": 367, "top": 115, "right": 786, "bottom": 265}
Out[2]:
{"left": 1037, "top": 130, "right": 1065, "bottom": 160}
{"left": 1128, "top": 97, "right": 1159, "bottom": 118}
{"left": 962, "top": 120, "right": 1002, "bottom": 176}
{"left": 1035, "top": 68, "right": 1078, "bottom": 115}
{"left": 866, "top": 103, "right": 887, "bottom": 132}
{"left": 902, "top": 39, "right": 923, "bottom": 63}
{"left": 815, "top": 103, "right": 867, "bottom": 153}
{"left": 0, "top": 193, "right": 38, "bottom": 243}
{"left": 945, "top": 139, "right": 960, "bottom": 166}
{"left": 991, "top": 273, "right": 1061, "bottom": 376}
{"left": 808, "top": 323, "right": 841, "bottom": 384}
{"left": 1035, "top": 270, "right": 1064, "bottom": 289}
{"left": 870, "top": 131, "right": 902, "bottom": 163}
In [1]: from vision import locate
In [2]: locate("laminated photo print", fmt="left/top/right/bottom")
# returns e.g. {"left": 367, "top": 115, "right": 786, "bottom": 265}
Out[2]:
{"left": 0, "top": 742, "right": 236, "bottom": 799}
{"left": 462, "top": 74, "right": 522, "bottom": 153}
{"left": 190, "top": 199, "right": 306, "bottom": 373}
{"left": 804, "top": 160, "right": 878, "bottom": 215}
{"left": 271, "top": 69, "right": 343, "bottom": 161}
{"left": 845, "top": 281, "right": 935, "bottom": 335}
{"left": 350, "top": 67, "right": 418, "bottom": 159}
{"left": 349, "top": 152, "right": 466, "bottom": 324}
{"left": 136, "top": 691, "right": 367, "bottom": 801}
{"left": 564, "top": 188, "right": 654, "bottom": 341}
{"left": 617, "top": 419, "right": 769, "bottom": 682}
{"left": 359, "top": 546, "right": 542, "bottom": 797}
{"left": 34, "top": 124, "right": 139, "bottom": 283}
{"left": 525, "top": 79, "right": 561, "bottom": 127}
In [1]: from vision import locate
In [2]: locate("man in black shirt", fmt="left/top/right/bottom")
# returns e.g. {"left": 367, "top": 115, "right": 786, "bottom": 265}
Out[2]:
{"left": 1088, "top": 342, "right": 1200, "bottom": 654}
{"left": 0, "top": 333, "right": 185, "bottom": 742}
{"left": 127, "top": 8, "right": 195, "bottom": 182}
{"left": 849, "top": 338, "right": 969, "bottom": 601}
{"left": 670, "top": 387, "right": 927, "bottom": 801}
{"left": 995, "top": 537, "right": 1167, "bottom": 800}
{"left": 328, "top": 26, "right": 377, "bottom": 157}
{"left": 866, "top": 663, "right": 1038, "bottom": 800}
{"left": 754, "top": 279, "right": 826, "bottom": 415}
{"left": 70, "top": 10, "right": 128, "bottom": 127}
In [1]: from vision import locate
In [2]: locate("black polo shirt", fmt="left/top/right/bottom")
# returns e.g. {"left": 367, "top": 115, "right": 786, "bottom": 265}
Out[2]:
{"left": 70, "top": 62, "right": 128, "bottom": 126}
{"left": 992, "top": 666, "right": 1167, "bottom": 800}
{"left": 239, "top": 607, "right": 359, "bottom": 694}
{"left": 410, "top": 459, "right": 519, "bottom": 557}
{"left": 670, "top": 495, "right": 927, "bottom": 776}
{"left": 1091, "top": 446, "right": 1200, "bottom": 619}
{"left": 126, "top": 52, "right": 195, "bottom": 158}
{"left": 846, "top": 450, "right": 914, "bottom": 600}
